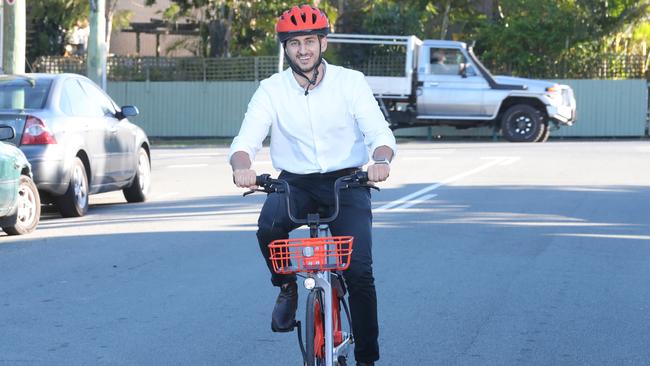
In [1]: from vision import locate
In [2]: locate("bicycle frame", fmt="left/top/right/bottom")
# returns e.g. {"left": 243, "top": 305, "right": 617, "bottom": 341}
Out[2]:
{"left": 250, "top": 171, "right": 374, "bottom": 366}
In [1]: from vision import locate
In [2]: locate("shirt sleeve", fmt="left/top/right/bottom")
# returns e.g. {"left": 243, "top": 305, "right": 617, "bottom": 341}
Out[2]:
{"left": 350, "top": 71, "right": 397, "bottom": 157}
{"left": 228, "top": 83, "right": 275, "bottom": 162}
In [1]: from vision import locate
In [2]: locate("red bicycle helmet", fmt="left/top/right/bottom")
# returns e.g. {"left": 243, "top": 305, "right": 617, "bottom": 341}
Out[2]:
{"left": 276, "top": 5, "right": 330, "bottom": 43}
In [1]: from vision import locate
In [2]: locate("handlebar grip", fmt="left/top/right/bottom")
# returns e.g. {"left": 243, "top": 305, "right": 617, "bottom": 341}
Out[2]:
{"left": 256, "top": 174, "right": 271, "bottom": 186}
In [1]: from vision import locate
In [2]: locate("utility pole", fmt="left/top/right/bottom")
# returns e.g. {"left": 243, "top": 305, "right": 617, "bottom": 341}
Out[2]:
{"left": 87, "top": 0, "right": 107, "bottom": 89}
{"left": 2, "top": 0, "right": 26, "bottom": 74}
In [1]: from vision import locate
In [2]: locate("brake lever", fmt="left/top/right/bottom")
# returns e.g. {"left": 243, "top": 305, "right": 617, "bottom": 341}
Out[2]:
{"left": 346, "top": 181, "right": 380, "bottom": 191}
{"left": 242, "top": 183, "right": 285, "bottom": 197}
{"left": 242, "top": 188, "right": 267, "bottom": 197}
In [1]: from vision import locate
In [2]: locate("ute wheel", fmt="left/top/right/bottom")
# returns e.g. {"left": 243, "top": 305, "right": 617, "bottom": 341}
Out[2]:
{"left": 500, "top": 104, "right": 545, "bottom": 142}
{"left": 2, "top": 175, "right": 41, "bottom": 235}
{"left": 123, "top": 147, "right": 151, "bottom": 203}
{"left": 57, "top": 157, "right": 89, "bottom": 217}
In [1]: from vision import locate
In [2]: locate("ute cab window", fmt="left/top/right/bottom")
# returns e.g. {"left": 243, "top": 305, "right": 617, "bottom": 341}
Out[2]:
{"left": 428, "top": 48, "right": 469, "bottom": 76}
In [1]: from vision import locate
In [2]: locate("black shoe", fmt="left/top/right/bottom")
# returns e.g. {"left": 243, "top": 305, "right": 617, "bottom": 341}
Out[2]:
{"left": 271, "top": 282, "right": 298, "bottom": 332}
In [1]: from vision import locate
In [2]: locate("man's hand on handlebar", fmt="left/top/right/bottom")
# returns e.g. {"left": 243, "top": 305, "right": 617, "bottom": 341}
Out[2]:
{"left": 367, "top": 162, "right": 390, "bottom": 183}
{"left": 233, "top": 169, "right": 258, "bottom": 189}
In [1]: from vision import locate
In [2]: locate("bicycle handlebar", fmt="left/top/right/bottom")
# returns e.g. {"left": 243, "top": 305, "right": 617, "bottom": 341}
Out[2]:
{"left": 243, "top": 170, "right": 376, "bottom": 225}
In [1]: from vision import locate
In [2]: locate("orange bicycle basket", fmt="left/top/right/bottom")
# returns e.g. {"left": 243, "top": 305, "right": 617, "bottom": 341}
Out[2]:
{"left": 268, "top": 236, "right": 354, "bottom": 274}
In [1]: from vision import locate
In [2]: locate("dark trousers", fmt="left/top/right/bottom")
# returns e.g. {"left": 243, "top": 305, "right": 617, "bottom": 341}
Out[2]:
{"left": 256, "top": 169, "right": 380, "bottom": 363}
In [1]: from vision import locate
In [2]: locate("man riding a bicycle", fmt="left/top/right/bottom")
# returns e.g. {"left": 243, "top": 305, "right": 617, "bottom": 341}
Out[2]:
{"left": 229, "top": 5, "right": 396, "bottom": 366}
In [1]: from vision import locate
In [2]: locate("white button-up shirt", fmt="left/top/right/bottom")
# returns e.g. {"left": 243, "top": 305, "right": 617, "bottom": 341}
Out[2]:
{"left": 229, "top": 61, "right": 396, "bottom": 174}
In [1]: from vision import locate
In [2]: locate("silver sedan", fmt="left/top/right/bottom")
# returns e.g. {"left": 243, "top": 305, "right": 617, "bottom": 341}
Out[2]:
{"left": 0, "top": 74, "right": 151, "bottom": 217}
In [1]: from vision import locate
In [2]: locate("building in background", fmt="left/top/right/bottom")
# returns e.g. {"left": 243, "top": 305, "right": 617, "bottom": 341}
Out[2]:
{"left": 110, "top": 0, "right": 196, "bottom": 57}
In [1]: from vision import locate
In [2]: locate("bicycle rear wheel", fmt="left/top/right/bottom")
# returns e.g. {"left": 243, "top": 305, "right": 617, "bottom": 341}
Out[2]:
{"left": 305, "top": 290, "right": 325, "bottom": 366}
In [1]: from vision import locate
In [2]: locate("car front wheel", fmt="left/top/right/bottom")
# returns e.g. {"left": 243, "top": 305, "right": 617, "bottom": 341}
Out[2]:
{"left": 2, "top": 175, "right": 41, "bottom": 235}
{"left": 57, "top": 157, "right": 89, "bottom": 217}
{"left": 501, "top": 104, "right": 545, "bottom": 143}
{"left": 123, "top": 147, "right": 151, "bottom": 203}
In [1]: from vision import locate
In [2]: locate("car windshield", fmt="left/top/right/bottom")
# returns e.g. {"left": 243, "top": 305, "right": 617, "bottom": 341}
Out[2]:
{"left": 0, "top": 76, "right": 52, "bottom": 110}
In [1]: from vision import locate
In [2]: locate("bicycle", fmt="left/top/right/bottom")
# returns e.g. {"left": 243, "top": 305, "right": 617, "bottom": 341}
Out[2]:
{"left": 245, "top": 171, "right": 377, "bottom": 366}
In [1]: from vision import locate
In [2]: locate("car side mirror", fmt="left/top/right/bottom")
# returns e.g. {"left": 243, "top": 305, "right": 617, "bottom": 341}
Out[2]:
{"left": 121, "top": 105, "right": 139, "bottom": 117}
{"left": 116, "top": 105, "right": 139, "bottom": 120}
{"left": 0, "top": 125, "right": 15, "bottom": 141}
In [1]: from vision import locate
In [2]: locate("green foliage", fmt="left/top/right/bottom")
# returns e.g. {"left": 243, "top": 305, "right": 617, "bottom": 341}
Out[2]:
{"left": 476, "top": 1, "right": 575, "bottom": 76}
{"left": 326, "top": 1, "right": 485, "bottom": 74}
{"left": 147, "top": 0, "right": 293, "bottom": 57}
{"left": 364, "top": 1, "right": 427, "bottom": 36}
{"left": 31, "top": 0, "right": 650, "bottom": 79}
{"left": 476, "top": 0, "right": 650, "bottom": 78}
{"left": 26, "top": 0, "right": 89, "bottom": 62}
{"left": 112, "top": 10, "right": 135, "bottom": 32}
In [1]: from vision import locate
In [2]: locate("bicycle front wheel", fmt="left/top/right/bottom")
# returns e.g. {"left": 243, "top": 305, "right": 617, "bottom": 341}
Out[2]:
{"left": 305, "top": 289, "right": 325, "bottom": 366}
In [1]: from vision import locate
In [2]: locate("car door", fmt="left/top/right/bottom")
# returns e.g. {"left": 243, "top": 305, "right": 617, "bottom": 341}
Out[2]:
{"left": 417, "top": 47, "right": 490, "bottom": 117}
{"left": 59, "top": 78, "right": 115, "bottom": 187}
{"left": 0, "top": 143, "right": 18, "bottom": 216}
{"left": 78, "top": 79, "right": 132, "bottom": 183}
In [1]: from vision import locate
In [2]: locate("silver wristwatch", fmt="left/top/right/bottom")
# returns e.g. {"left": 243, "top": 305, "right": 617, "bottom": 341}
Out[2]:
{"left": 372, "top": 158, "right": 390, "bottom": 165}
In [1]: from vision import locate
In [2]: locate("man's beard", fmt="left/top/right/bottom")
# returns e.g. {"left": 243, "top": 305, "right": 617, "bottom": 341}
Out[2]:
{"left": 293, "top": 56, "right": 318, "bottom": 73}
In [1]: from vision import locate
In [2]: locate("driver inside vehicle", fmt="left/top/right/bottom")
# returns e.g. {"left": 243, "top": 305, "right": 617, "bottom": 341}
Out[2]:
{"left": 430, "top": 49, "right": 451, "bottom": 74}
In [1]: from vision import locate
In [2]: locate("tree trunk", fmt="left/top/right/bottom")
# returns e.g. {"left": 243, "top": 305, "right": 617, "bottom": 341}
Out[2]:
{"left": 440, "top": 0, "right": 451, "bottom": 40}
{"left": 207, "top": 4, "right": 234, "bottom": 58}
{"left": 105, "top": 0, "right": 118, "bottom": 53}
{"left": 208, "top": 19, "right": 232, "bottom": 57}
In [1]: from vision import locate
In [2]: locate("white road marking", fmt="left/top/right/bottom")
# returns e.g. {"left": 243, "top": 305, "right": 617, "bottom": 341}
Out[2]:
{"left": 498, "top": 157, "right": 521, "bottom": 165}
{"left": 552, "top": 233, "right": 650, "bottom": 240}
{"left": 389, "top": 194, "right": 437, "bottom": 211}
{"left": 378, "top": 157, "right": 513, "bottom": 211}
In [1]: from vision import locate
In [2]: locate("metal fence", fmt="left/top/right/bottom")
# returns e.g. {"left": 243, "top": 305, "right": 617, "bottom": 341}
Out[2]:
{"left": 33, "top": 53, "right": 648, "bottom": 81}
{"left": 32, "top": 55, "right": 280, "bottom": 81}
{"left": 486, "top": 54, "right": 649, "bottom": 80}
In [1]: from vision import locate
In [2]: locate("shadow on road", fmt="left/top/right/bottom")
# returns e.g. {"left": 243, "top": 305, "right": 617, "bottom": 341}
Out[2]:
{"left": 2, "top": 183, "right": 650, "bottom": 365}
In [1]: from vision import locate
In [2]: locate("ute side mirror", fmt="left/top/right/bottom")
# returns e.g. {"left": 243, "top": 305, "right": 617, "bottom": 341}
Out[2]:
{"left": 459, "top": 63, "right": 476, "bottom": 78}
{"left": 459, "top": 63, "right": 468, "bottom": 78}
{"left": 117, "top": 105, "right": 139, "bottom": 120}
{"left": 0, "top": 125, "right": 15, "bottom": 140}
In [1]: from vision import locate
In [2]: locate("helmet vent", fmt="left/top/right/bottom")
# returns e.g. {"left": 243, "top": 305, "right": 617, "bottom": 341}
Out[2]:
{"left": 312, "top": 13, "right": 317, "bottom": 24}
{"left": 301, "top": 12, "right": 307, "bottom": 23}
{"left": 290, "top": 15, "right": 298, "bottom": 25}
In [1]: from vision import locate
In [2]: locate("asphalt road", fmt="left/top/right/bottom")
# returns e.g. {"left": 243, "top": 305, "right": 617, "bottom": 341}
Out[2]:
{"left": 1, "top": 140, "right": 650, "bottom": 366}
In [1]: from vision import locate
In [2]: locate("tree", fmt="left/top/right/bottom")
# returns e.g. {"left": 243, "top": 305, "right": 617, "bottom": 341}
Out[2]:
{"left": 105, "top": 0, "right": 134, "bottom": 50}
{"left": 475, "top": 0, "right": 650, "bottom": 77}
{"left": 26, "top": 0, "right": 88, "bottom": 63}
{"left": 322, "top": 0, "right": 486, "bottom": 74}
{"left": 146, "top": 0, "right": 291, "bottom": 57}
{"left": 27, "top": 0, "right": 133, "bottom": 63}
